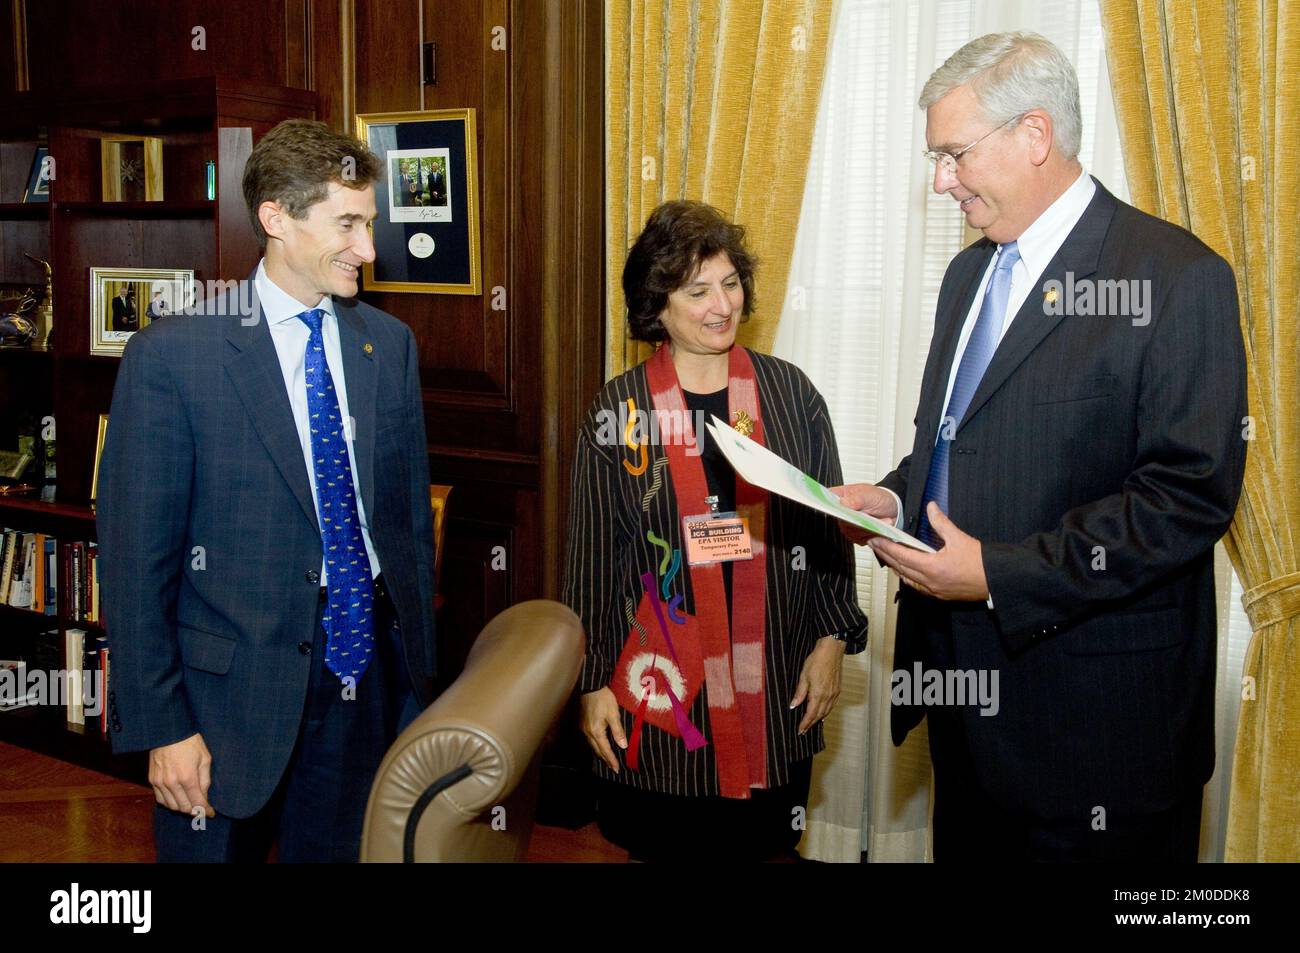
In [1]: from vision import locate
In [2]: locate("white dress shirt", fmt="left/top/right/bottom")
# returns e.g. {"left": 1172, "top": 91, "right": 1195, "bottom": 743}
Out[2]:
{"left": 256, "top": 260, "right": 382, "bottom": 583}
{"left": 879, "top": 169, "right": 1096, "bottom": 609}
{"left": 937, "top": 168, "right": 1096, "bottom": 419}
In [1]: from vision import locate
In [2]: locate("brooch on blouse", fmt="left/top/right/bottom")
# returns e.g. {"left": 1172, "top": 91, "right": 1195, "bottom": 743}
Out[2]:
{"left": 732, "top": 410, "right": 755, "bottom": 437}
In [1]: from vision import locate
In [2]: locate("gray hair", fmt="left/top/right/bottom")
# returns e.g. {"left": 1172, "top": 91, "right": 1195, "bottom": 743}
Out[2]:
{"left": 919, "top": 32, "right": 1082, "bottom": 161}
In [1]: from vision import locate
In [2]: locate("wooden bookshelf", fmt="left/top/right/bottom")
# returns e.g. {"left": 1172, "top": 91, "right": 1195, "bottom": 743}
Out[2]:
{"left": 0, "top": 78, "right": 315, "bottom": 777}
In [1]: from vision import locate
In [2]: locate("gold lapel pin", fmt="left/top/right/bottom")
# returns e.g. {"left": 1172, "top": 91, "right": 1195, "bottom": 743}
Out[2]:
{"left": 732, "top": 410, "right": 755, "bottom": 437}
{"left": 1044, "top": 287, "right": 1059, "bottom": 304}
{"left": 363, "top": 343, "right": 374, "bottom": 354}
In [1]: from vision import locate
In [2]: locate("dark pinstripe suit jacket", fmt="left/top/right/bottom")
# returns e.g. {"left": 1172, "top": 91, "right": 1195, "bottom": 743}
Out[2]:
{"left": 563, "top": 350, "right": 868, "bottom": 796}
{"left": 98, "top": 282, "right": 436, "bottom": 819}
{"left": 879, "top": 180, "right": 1247, "bottom": 819}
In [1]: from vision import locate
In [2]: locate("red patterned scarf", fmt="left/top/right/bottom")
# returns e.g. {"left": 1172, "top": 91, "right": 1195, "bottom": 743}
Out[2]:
{"left": 610, "top": 344, "right": 770, "bottom": 798}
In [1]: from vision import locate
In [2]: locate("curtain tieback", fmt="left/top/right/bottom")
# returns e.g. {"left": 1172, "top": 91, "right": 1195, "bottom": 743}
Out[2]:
{"left": 1241, "top": 570, "right": 1300, "bottom": 630}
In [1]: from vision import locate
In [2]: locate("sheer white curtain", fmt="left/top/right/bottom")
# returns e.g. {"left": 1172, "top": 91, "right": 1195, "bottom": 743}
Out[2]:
{"left": 771, "top": 0, "right": 1252, "bottom": 862}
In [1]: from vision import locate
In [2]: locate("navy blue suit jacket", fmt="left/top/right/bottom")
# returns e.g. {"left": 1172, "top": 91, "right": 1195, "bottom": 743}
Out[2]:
{"left": 98, "top": 280, "right": 437, "bottom": 818}
{"left": 878, "top": 181, "right": 1246, "bottom": 819}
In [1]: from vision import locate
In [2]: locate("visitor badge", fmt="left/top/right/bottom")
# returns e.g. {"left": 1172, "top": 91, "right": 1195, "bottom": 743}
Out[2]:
{"left": 682, "top": 511, "right": 754, "bottom": 566}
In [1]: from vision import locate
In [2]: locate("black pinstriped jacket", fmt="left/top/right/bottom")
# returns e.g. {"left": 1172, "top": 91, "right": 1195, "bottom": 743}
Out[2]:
{"left": 563, "top": 349, "right": 867, "bottom": 796}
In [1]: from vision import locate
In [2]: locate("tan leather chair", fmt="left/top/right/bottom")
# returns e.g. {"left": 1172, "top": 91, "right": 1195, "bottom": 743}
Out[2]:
{"left": 359, "top": 599, "right": 585, "bottom": 862}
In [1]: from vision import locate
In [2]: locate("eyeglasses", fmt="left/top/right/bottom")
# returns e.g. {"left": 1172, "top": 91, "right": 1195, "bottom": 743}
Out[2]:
{"left": 922, "top": 114, "right": 1023, "bottom": 175}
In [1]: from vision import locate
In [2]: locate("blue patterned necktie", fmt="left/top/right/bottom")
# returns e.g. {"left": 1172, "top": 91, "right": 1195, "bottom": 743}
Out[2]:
{"left": 918, "top": 242, "right": 1021, "bottom": 547}
{"left": 298, "top": 308, "right": 375, "bottom": 681}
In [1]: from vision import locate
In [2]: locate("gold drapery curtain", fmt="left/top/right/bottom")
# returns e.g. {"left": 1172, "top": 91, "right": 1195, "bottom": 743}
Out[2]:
{"left": 1101, "top": 0, "right": 1299, "bottom": 861}
{"left": 606, "top": 0, "right": 831, "bottom": 376}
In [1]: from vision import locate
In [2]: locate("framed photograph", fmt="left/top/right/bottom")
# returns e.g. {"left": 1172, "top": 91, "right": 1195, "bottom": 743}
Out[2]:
{"left": 89, "top": 267, "right": 194, "bottom": 356}
{"left": 23, "top": 147, "right": 50, "bottom": 202}
{"left": 90, "top": 415, "right": 109, "bottom": 502}
{"left": 100, "top": 135, "right": 164, "bottom": 202}
{"left": 355, "top": 109, "right": 481, "bottom": 295}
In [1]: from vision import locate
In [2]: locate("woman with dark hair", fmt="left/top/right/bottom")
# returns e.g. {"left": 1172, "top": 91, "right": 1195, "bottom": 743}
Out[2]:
{"left": 563, "top": 200, "right": 867, "bottom": 861}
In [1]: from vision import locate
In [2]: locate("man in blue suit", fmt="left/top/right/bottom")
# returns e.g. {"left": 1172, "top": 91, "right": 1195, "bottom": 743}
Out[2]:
{"left": 98, "top": 119, "right": 437, "bottom": 862}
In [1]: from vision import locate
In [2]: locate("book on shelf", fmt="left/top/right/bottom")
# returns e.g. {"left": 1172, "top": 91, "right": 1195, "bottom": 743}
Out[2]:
{"left": 8, "top": 534, "right": 36, "bottom": 609}
{"left": 32, "top": 532, "right": 44, "bottom": 613}
{"left": 65, "top": 627, "right": 86, "bottom": 730}
{"left": 58, "top": 539, "right": 100, "bottom": 624}
{"left": 89, "top": 543, "right": 100, "bottom": 624}
{"left": 84, "top": 641, "right": 99, "bottom": 732}
{"left": 0, "top": 529, "right": 17, "bottom": 606}
{"left": 0, "top": 658, "right": 38, "bottom": 711}
{"left": 0, "top": 531, "right": 61, "bottom": 615}
{"left": 44, "top": 536, "right": 57, "bottom": 615}
{"left": 71, "top": 542, "right": 83, "bottom": 621}
{"left": 96, "top": 636, "right": 111, "bottom": 737}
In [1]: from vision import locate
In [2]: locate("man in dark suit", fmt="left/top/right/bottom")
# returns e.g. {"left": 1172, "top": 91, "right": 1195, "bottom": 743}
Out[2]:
{"left": 98, "top": 119, "right": 437, "bottom": 862}
{"left": 835, "top": 33, "right": 1246, "bottom": 861}
{"left": 428, "top": 165, "right": 446, "bottom": 206}
{"left": 111, "top": 288, "right": 136, "bottom": 331}
{"left": 145, "top": 288, "right": 169, "bottom": 322}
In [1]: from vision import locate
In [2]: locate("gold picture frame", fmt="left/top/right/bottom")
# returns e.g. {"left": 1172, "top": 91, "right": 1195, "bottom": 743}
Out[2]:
{"left": 89, "top": 266, "right": 195, "bottom": 356}
{"left": 90, "top": 414, "right": 109, "bottom": 502}
{"left": 355, "top": 109, "right": 481, "bottom": 295}
{"left": 101, "top": 135, "right": 164, "bottom": 202}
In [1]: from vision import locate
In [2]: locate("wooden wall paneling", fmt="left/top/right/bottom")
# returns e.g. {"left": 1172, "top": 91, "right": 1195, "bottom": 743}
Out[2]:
{"left": 23, "top": 1, "right": 295, "bottom": 93}
{"left": 212, "top": 81, "right": 317, "bottom": 126}
{"left": 356, "top": 0, "right": 500, "bottom": 416}
{"left": 469, "top": 0, "right": 507, "bottom": 405}
{"left": 427, "top": 0, "right": 545, "bottom": 658}
{"left": 529, "top": 0, "right": 607, "bottom": 827}
{"left": 353, "top": 0, "right": 422, "bottom": 115}
{"left": 404, "top": 0, "right": 498, "bottom": 404}
{"left": 1, "top": 0, "right": 21, "bottom": 96}
{"left": 539, "top": 0, "right": 605, "bottom": 598}
{"left": 216, "top": 125, "right": 258, "bottom": 280}
{"left": 161, "top": 128, "right": 214, "bottom": 205}
{"left": 45, "top": 128, "right": 100, "bottom": 204}
{"left": 284, "top": 0, "right": 309, "bottom": 89}
{"left": 353, "top": 2, "right": 493, "bottom": 407}
{"left": 503, "top": 0, "right": 542, "bottom": 453}
{"left": 308, "top": 0, "right": 346, "bottom": 131}
{"left": 0, "top": 139, "right": 39, "bottom": 202}
{"left": 0, "top": 219, "right": 47, "bottom": 285}
{"left": 437, "top": 514, "right": 514, "bottom": 680}
{"left": 435, "top": 485, "right": 542, "bottom": 677}
{"left": 421, "top": 0, "right": 483, "bottom": 107}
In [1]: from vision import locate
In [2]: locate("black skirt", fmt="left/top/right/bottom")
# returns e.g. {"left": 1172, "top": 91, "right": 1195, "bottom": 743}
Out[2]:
{"left": 595, "top": 758, "right": 813, "bottom": 862}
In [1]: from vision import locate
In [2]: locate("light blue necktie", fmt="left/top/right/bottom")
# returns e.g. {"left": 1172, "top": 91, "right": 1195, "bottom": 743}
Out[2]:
{"left": 298, "top": 308, "right": 375, "bottom": 681}
{"left": 918, "top": 242, "right": 1020, "bottom": 547}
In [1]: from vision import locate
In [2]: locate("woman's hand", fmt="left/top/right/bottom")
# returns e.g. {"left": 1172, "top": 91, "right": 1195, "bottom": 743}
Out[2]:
{"left": 580, "top": 687, "right": 627, "bottom": 772}
{"left": 790, "top": 636, "right": 846, "bottom": 734}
